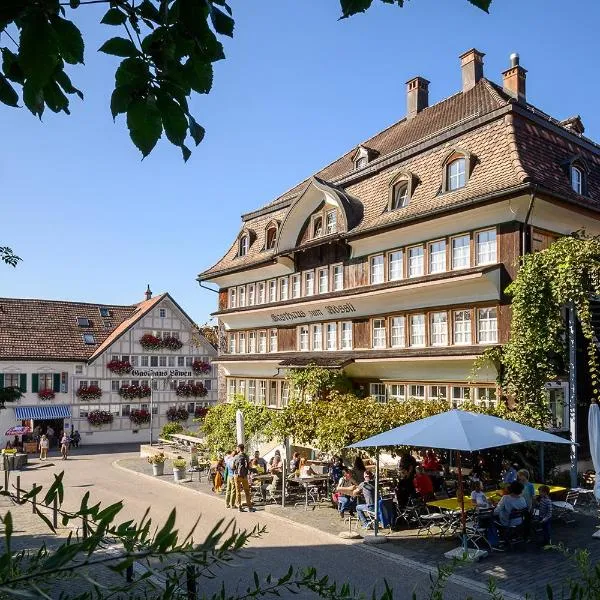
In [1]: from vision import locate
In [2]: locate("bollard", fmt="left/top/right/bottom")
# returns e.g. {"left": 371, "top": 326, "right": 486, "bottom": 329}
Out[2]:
{"left": 4, "top": 464, "right": 8, "bottom": 493}
{"left": 53, "top": 497, "right": 58, "bottom": 528}
{"left": 16, "top": 475, "right": 20, "bottom": 502}
{"left": 126, "top": 565, "right": 133, "bottom": 583}
{"left": 186, "top": 565, "right": 197, "bottom": 600}
{"left": 32, "top": 483, "right": 36, "bottom": 513}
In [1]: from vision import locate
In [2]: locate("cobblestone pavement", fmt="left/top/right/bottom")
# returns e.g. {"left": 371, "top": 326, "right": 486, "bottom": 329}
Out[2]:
{"left": 119, "top": 456, "right": 600, "bottom": 599}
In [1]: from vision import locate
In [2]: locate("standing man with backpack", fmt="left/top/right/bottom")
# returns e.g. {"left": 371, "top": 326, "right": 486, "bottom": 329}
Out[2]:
{"left": 233, "top": 444, "right": 255, "bottom": 512}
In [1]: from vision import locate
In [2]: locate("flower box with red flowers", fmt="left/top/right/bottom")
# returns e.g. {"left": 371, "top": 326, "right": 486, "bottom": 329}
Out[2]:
{"left": 119, "top": 384, "right": 151, "bottom": 400}
{"left": 106, "top": 360, "right": 132, "bottom": 375}
{"left": 191, "top": 383, "right": 207, "bottom": 398}
{"left": 87, "top": 410, "right": 113, "bottom": 427}
{"left": 194, "top": 406, "right": 209, "bottom": 419}
{"left": 139, "top": 334, "right": 162, "bottom": 350}
{"left": 38, "top": 389, "right": 55, "bottom": 401}
{"left": 129, "top": 409, "right": 151, "bottom": 425}
{"left": 192, "top": 360, "right": 211, "bottom": 375}
{"left": 162, "top": 336, "right": 183, "bottom": 351}
{"left": 166, "top": 405, "right": 189, "bottom": 422}
{"left": 76, "top": 385, "right": 102, "bottom": 401}
{"left": 175, "top": 384, "right": 193, "bottom": 398}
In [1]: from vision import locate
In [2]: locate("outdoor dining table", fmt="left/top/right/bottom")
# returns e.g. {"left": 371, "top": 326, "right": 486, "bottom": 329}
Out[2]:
{"left": 289, "top": 475, "right": 330, "bottom": 511}
{"left": 427, "top": 483, "right": 567, "bottom": 512}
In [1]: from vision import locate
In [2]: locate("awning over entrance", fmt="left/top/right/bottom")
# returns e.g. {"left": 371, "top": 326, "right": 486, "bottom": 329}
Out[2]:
{"left": 15, "top": 405, "right": 71, "bottom": 420}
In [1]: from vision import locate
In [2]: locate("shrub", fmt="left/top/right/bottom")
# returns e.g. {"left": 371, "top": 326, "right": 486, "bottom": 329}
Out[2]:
{"left": 172, "top": 458, "right": 187, "bottom": 469}
{"left": 161, "top": 422, "right": 184, "bottom": 439}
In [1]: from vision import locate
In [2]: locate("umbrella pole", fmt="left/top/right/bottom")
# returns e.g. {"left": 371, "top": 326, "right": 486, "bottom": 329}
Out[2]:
{"left": 456, "top": 451, "right": 467, "bottom": 554}
{"left": 374, "top": 448, "right": 379, "bottom": 537}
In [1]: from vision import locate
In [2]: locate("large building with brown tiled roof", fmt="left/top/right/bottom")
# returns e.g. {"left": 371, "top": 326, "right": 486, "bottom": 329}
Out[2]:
{"left": 198, "top": 49, "right": 600, "bottom": 431}
{"left": 0, "top": 289, "right": 217, "bottom": 445}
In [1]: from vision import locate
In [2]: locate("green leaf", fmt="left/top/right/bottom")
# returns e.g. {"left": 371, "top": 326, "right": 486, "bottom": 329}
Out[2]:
{"left": 19, "top": 13, "right": 60, "bottom": 88}
{"left": 467, "top": 0, "right": 492, "bottom": 11}
{"left": 184, "top": 59, "right": 212, "bottom": 94}
{"left": 101, "top": 8, "right": 128, "bottom": 25}
{"left": 110, "top": 85, "right": 135, "bottom": 118}
{"left": 339, "top": 0, "right": 374, "bottom": 18}
{"left": 139, "top": 0, "right": 162, "bottom": 23}
{"left": 188, "top": 116, "right": 204, "bottom": 146}
{"left": 22, "top": 80, "right": 44, "bottom": 117}
{"left": 51, "top": 16, "right": 85, "bottom": 64}
{"left": 69, "top": 0, "right": 80, "bottom": 7}
{"left": 156, "top": 92, "right": 187, "bottom": 145}
{"left": 127, "top": 98, "right": 162, "bottom": 157}
{"left": 1, "top": 48, "right": 24, "bottom": 84}
{"left": 55, "top": 69, "right": 84, "bottom": 99}
{"left": 43, "top": 80, "right": 70, "bottom": 114}
{"left": 0, "top": 74, "right": 18, "bottom": 107}
{"left": 181, "top": 143, "right": 191, "bottom": 162}
{"left": 115, "top": 57, "right": 150, "bottom": 87}
{"left": 99, "top": 37, "right": 139, "bottom": 58}
{"left": 209, "top": 4, "right": 234, "bottom": 37}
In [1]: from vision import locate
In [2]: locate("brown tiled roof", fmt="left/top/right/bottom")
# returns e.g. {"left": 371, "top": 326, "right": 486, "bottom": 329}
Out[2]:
{"left": 0, "top": 295, "right": 162, "bottom": 362}
{"left": 200, "top": 76, "right": 600, "bottom": 280}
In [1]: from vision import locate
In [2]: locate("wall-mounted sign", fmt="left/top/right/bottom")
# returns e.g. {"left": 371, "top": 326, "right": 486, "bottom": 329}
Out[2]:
{"left": 130, "top": 368, "right": 194, "bottom": 378}
{"left": 270, "top": 302, "right": 357, "bottom": 323}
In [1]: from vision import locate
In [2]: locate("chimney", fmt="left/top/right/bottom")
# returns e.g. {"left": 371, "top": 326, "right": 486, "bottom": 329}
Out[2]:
{"left": 459, "top": 48, "right": 485, "bottom": 92}
{"left": 145, "top": 284, "right": 152, "bottom": 301}
{"left": 406, "top": 76, "right": 429, "bottom": 120}
{"left": 502, "top": 53, "right": 527, "bottom": 102}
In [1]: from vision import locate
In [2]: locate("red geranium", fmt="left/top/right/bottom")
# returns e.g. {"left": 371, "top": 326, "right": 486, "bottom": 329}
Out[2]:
{"left": 139, "top": 334, "right": 162, "bottom": 350}
{"left": 166, "top": 405, "right": 189, "bottom": 422}
{"left": 194, "top": 406, "right": 209, "bottom": 419}
{"left": 87, "top": 410, "right": 113, "bottom": 427}
{"left": 192, "top": 360, "right": 211, "bottom": 375}
{"left": 38, "top": 389, "right": 55, "bottom": 401}
{"left": 76, "top": 385, "right": 102, "bottom": 400}
{"left": 107, "top": 360, "right": 132, "bottom": 375}
{"left": 130, "top": 409, "right": 151, "bottom": 425}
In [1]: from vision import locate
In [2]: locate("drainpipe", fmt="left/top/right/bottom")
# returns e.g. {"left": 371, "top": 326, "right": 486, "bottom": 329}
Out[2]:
{"left": 198, "top": 281, "right": 219, "bottom": 294}
{"left": 521, "top": 186, "right": 537, "bottom": 256}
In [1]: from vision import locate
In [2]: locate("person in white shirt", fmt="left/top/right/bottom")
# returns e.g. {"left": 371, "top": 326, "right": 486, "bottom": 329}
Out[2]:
{"left": 470, "top": 481, "right": 489, "bottom": 508}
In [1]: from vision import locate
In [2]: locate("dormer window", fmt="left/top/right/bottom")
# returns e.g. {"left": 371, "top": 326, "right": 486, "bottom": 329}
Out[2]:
{"left": 313, "top": 216, "right": 323, "bottom": 238}
{"left": 571, "top": 165, "right": 583, "bottom": 194}
{"left": 352, "top": 145, "right": 377, "bottom": 171}
{"left": 355, "top": 156, "right": 368, "bottom": 170}
{"left": 325, "top": 210, "right": 337, "bottom": 234}
{"left": 239, "top": 235, "right": 249, "bottom": 257}
{"left": 391, "top": 181, "right": 409, "bottom": 210}
{"left": 447, "top": 158, "right": 466, "bottom": 191}
{"left": 266, "top": 226, "right": 277, "bottom": 250}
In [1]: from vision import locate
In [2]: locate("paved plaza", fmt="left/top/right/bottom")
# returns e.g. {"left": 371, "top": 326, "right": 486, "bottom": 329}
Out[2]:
{"left": 1, "top": 445, "right": 599, "bottom": 599}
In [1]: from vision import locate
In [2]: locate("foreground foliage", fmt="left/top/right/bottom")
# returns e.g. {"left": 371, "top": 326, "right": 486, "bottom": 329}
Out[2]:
{"left": 0, "top": 1, "right": 491, "bottom": 160}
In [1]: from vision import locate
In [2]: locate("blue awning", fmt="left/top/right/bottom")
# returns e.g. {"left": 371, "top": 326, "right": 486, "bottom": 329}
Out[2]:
{"left": 15, "top": 405, "right": 71, "bottom": 420}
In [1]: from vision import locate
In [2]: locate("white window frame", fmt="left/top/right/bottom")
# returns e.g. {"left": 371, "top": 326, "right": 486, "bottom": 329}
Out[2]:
{"left": 451, "top": 386, "right": 470, "bottom": 408}
{"left": 332, "top": 264, "right": 344, "bottom": 291}
{"left": 279, "top": 277, "right": 289, "bottom": 301}
{"left": 238, "top": 286, "right": 246, "bottom": 307}
{"left": 312, "top": 324, "right": 323, "bottom": 351}
{"left": 571, "top": 166, "right": 583, "bottom": 194}
{"left": 229, "top": 288, "right": 236, "bottom": 309}
{"left": 387, "top": 384, "right": 405, "bottom": 401}
{"left": 477, "top": 307, "right": 498, "bottom": 344}
{"left": 475, "top": 387, "right": 497, "bottom": 409}
{"left": 475, "top": 229, "right": 497, "bottom": 265}
{"left": 410, "top": 314, "right": 426, "bottom": 347}
{"left": 268, "top": 380, "right": 278, "bottom": 407}
{"left": 239, "top": 235, "right": 249, "bottom": 256}
{"left": 326, "top": 210, "right": 337, "bottom": 234}
{"left": 228, "top": 333, "right": 236, "bottom": 354}
{"left": 258, "top": 282, "right": 266, "bottom": 304}
{"left": 258, "top": 330, "right": 267, "bottom": 353}
{"left": 238, "top": 332, "right": 246, "bottom": 354}
{"left": 248, "top": 284, "right": 255, "bottom": 306}
{"left": 304, "top": 271, "right": 315, "bottom": 296}
{"left": 291, "top": 274, "right": 301, "bottom": 299}
{"left": 429, "top": 385, "right": 447, "bottom": 401}
{"left": 268, "top": 279, "right": 277, "bottom": 303}
{"left": 370, "top": 383, "right": 386, "bottom": 403}
{"left": 372, "top": 318, "right": 386, "bottom": 349}
{"left": 545, "top": 382, "right": 569, "bottom": 431}
{"left": 447, "top": 158, "right": 466, "bottom": 191}
{"left": 409, "top": 384, "right": 425, "bottom": 400}
{"left": 258, "top": 380, "right": 267, "bottom": 404}
{"left": 326, "top": 323, "right": 337, "bottom": 351}
{"left": 269, "top": 329, "right": 278, "bottom": 353}
{"left": 388, "top": 250, "right": 403, "bottom": 281}
{"left": 248, "top": 380, "right": 256, "bottom": 404}
{"left": 248, "top": 331, "right": 257, "bottom": 353}
{"left": 341, "top": 321, "right": 353, "bottom": 350}
{"left": 408, "top": 246, "right": 424, "bottom": 278}
{"left": 370, "top": 254, "right": 385, "bottom": 284}
{"left": 312, "top": 214, "right": 323, "bottom": 239}
{"left": 299, "top": 326, "right": 309, "bottom": 351}
{"left": 428, "top": 240, "right": 446, "bottom": 274}
{"left": 430, "top": 312, "right": 448, "bottom": 346}
{"left": 281, "top": 381, "right": 290, "bottom": 407}
{"left": 453, "top": 310, "right": 472, "bottom": 345}
{"left": 451, "top": 234, "right": 471, "bottom": 270}
{"left": 318, "top": 267, "right": 329, "bottom": 294}
{"left": 390, "top": 316, "right": 405, "bottom": 348}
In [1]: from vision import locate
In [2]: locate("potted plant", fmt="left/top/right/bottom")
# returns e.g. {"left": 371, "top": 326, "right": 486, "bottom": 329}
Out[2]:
{"left": 172, "top": 457, "right": 187, "bottom": 482}
{"left": 139, "top": 334, "right": 162, "bottom": 350}
{"left": 106, "top": 359, "right": 132, "bottom": 375}
{"left": 130, "top": 408, "right": 150, "bottom": 425}
{"left": 76, "top": 385, "right": 102, "bottom": 400}
{"left": 87, "top": 410, "right": 113, "bottom": 427}
{"left": 162, "top": 336, "right": 183, "bottom": 351}
{"left": 192, "top": 359, "right": 211, "bottom": 375}
{"left": 38, "top": 388, "right": 55, "bottom": 401}
{"left": 147, "top": 452, "right": 166, "bottom": 476}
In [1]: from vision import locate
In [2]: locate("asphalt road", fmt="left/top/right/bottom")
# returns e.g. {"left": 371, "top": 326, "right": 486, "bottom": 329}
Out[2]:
{"left": 12, "top": 444, "right": 514, "bottom": 600}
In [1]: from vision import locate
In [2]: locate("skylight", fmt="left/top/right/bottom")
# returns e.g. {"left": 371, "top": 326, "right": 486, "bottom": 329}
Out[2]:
{"left": 99, "top": 307, "right": 110, "bottom": 317}
{"left": 76, "top": 317, "right": 91, "bottom": 327}
{"left": 83, "top": 333, "right": 96, "bottom": 345}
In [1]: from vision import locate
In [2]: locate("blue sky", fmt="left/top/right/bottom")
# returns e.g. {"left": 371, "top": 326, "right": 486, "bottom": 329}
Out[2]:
{"left": 2, "top": 0, "right": 599, "bottom": 324}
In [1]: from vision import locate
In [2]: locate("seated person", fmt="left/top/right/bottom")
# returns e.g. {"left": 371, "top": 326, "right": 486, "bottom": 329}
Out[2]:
{"left": 533, "top": 485, "right": 553, "bottom": 545}
{"left": 289, "top": 452, "right": 301, "bottom": 476}
{"left": 352, "top": 455, "right": 366, "bottom": 483}
{"left": 422, "top": 450, "right": 442, "bottom": 472}
{"left": 353, "top": 470, "right": 376, "bottom": 528}
{"left": 336, "top": 467, "right": 358, "bottom": 518}
{"left": 397, "top": 453, "right": 418, "bottom": 477}
{"left": 329, "top": 456, "right": 344, "bottom": 487}
{"left": 264, "top": 452, "right": 282, "bottom": 501}
{"left": 394, "top": 467, "right": 416, "bottom": 508}
{"left": 299, "top": 457, "right": 317, "bottom": 478}
{"left": 470, "top": 480, "right": 490, "bottom": 508}
{"left": 413, "top": 466, "right": 434, "bottom": 501}
{"left": 494, "top": 481, "right": 527, "bottom": 531}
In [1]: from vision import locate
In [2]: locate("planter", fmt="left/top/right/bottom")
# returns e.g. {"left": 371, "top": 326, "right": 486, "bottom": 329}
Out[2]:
{"left": 173, "top": 467, "right": 186, "bottom": 482}
{"left": 152, "top": 463, "right": 165, "bottom": 476}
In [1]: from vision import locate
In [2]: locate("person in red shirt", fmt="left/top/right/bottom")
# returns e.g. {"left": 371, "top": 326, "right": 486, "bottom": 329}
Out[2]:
{"left": 413, "top": 466, "right": 434, "bottom": 501}
{"left": 422, "top": 450, "right": 442, "bottom": 472}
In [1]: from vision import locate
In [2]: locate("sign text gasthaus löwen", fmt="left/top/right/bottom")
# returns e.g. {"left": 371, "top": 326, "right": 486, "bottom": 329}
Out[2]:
{"left": 270, "top": 302, "right": 356, "bottom": 323}
{"left": 130, "top": 368, "right": 194, "bottom": 378}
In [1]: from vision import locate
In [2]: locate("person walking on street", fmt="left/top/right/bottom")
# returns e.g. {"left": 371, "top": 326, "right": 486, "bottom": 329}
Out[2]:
{"left": 60, "top": 432, "right": 69, "bottom": 460}
{"left": 39, "top": 434, "right": 49, "bottom": 461}
{"left": 71, "top": 430, "right": 81, "bottom": 449}
{"left": 224, "top": 449, "right": 237, "bottom": 509}
{"left": 46, "top": 426, "right": 55, "bottom": 449}
{"left": 233, "top": 444, "right": 255, "bottom": 512}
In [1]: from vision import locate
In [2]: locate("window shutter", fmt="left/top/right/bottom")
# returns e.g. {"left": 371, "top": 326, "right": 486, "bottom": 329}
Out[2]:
{"left": 19, "top": 374, "right": 26, "bottom": 393}
{"left": 32, "top": 374, "right": 39, "bottom": 393}
{"left": 53, "top": 373, "right": 61, "bottom": 393}
{"left": 0, "top": 374, "right": 3, "bottom": 389}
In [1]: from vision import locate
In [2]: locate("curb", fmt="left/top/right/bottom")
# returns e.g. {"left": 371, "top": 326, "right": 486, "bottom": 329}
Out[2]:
{"left": 113, "top": 459, "right": 525, "bottom": 599}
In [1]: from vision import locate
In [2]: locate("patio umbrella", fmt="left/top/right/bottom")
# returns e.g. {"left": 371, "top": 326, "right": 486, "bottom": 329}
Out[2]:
{"left": 588, "top": 403, "right": 600, "bottom": 501}
{"left": 348, "top": 409, "right": 573, "bottom": 552}
{"left": 5, "top": 426, "right": 31, "bottom": 436}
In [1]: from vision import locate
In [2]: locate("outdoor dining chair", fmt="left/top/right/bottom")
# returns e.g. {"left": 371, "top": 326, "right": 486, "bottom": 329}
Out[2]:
{"left": 552, "top": 489, "right": 579, "bottom": 523}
